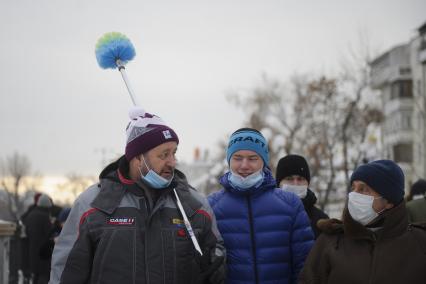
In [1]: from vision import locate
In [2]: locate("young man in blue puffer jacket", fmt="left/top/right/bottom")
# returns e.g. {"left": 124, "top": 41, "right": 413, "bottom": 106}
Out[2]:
{"left": 208, "top": 128, "right": 314, "bottom": 284}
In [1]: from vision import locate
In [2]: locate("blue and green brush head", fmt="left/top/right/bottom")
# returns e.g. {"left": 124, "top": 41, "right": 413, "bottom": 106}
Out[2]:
{"left": 95, "top": 32, "right": 136, "bottom": 69}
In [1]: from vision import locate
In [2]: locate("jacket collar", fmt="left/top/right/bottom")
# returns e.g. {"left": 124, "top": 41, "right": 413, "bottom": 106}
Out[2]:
{"left": 343, "top": 200, "right": 408, "bottom": 241}
{"left": 302, "top": 188, "right": 317, "bottom": 209}
{"left": 92, "top": 156, "right": 201, "bottom": 216}
{"left": 172, "top": 179, "right": 202, "bottom": 218}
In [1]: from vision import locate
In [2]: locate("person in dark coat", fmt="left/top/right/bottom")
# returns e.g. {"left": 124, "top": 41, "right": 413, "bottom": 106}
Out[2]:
{"left": 299, "top": 160, "right": 426, "bottom": 284}
{"left": 406, "top": 179, "right": 426, "bottom": 222}
{"left": 24, "top": 193, "right": 53, "bottom": 284}
{"left": 21, "top": 193, "right": 42, "bottom": 221}
{"left": 275, "top": 154, "right": 329, "bottom": 238}
{"left": 20, "top": 192, "right": 42, "bottom": 284}
{"left": 39, "top": 207, "right": 71, "bottom": 260}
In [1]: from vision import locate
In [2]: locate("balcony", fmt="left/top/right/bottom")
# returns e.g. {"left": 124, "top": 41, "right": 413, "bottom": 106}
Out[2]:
{"left": 370, "top": 44, "right": 411, "bottom": 88}
{"left": 419, "top": 39, "right": 426, "bottom": 63}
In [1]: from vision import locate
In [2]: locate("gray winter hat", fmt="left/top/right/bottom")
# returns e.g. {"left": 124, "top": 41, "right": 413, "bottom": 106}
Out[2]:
{"left": 37, "top": 194, "right": 52, "bottom": 208}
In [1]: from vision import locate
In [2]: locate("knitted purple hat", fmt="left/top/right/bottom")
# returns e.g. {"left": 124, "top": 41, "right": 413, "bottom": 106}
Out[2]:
{"left": 125, "top": 106, "right": 179, "bottom": 161}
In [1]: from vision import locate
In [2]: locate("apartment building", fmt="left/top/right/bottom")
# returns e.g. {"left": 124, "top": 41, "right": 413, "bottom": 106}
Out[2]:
{"left": 370, "top": 22, "right": 426, "bottom": 187}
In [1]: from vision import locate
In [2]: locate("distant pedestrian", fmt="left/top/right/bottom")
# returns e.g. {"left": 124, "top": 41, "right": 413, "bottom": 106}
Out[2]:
{"left": 299, "top": 160, "right": 426, "bottom": 284}
{"left": 55, "top": 207, "right": 71, "bottom": 237}
{"left": 406, "top": 179, "right": 426, "bottom": 222}
{"left": 275, "top": 154, "right": 329, "bottom": 238}
{"left": 208, "top": 128, "right": 314, "bottom": 284}
{"left": 20, "top": 192, "right": 42, "bottom": 284}
{"left": 39, "top": 207, "right": 71, "bottom": 260}
{"left": 24, "top": 193, "right": 53, "bottom": 284}
{"left": 21, "top": 193, "right": 42, "bottom": 221}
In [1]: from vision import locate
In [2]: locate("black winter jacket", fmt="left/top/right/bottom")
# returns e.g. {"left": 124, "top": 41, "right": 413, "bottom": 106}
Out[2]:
{"left": 302, "top": 189, "right": 329, "bottom": 238}
{"left": 24, "top": 206, "right": 52, "bottom": 276}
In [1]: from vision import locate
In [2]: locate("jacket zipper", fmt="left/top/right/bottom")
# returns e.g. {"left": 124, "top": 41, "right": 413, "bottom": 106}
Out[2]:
{"left": 139, "top": 196, "right": 150, "bottom": 284}
{"left": 246, "top": 195, "right": 259, "bottom": 284}
{"left": 368, "top": 234, "right": 378, "bottom": 284}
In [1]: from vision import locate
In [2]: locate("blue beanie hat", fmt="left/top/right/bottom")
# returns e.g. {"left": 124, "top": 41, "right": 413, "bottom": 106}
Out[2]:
{"left": 350, "top": 160, "right": 405, "bottom": 204}
{"left": 226, "top": 128, "right": 269, "bottom": 166}
{"left": 58, "top": 207, "right": 71, "bottom": 223}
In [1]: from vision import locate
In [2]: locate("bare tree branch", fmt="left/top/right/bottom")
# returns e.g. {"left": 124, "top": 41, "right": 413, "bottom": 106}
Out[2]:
{"left": 0, "top": 152, "right": 33, "bottom": 221}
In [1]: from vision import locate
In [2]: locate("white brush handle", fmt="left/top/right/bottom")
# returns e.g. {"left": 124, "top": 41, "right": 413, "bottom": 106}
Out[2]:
{"left": 173, "top": 188, "right": 203, "bottom": 256}
{"left": 116, "top": 60, "right": 138, "bottom": 106}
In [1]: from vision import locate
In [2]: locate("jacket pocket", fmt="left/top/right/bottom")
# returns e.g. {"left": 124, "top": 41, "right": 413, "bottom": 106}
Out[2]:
{"left": 92, "top": 227, "right": 137, "bottom": 284}
{"left": 160, "top": 227, "right": 203, "bottom": 284}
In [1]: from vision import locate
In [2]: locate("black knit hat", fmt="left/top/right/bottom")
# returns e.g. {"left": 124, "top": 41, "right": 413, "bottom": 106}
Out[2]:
{"left": 350, "top": 160, "right": 405, "bottom": 205}
{"left": 275, "top": 154, "right": 311, "bottom": 186}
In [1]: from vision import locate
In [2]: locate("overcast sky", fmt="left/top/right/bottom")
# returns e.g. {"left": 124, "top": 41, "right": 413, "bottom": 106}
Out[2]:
{"left": 0, "top": 0, "right": 425, "bottom": 177}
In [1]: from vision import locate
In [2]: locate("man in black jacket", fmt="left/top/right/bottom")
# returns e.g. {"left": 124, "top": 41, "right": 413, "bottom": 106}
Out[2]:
{"left": 275, "top": 154, "right": 329, "bottom": 238}
{"left": 50, "top": 107, "right": 225, "bottom": 284}
{"left": 24, "top": 194, "right": 53, "bottom": 284}
{"left": 20, "top": 192, "right": 42, "bottom": 284}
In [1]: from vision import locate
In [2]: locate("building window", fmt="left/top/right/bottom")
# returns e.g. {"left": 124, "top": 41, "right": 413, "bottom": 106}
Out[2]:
{"left": 401, "top": 113, "right": 412, "bottom": 129}
{"left": 420, "top": 39, "right": 426, "bottom": 51}
{"left": 391, "top": 80, "right": 413, "bottom": 99}
{"left": 416, "top": 80, "right": 422, "bottom": 97}
{"left": 393, "top": 143, "right": 413, "bottom": 163}
{"left": 400, "top": 67, "right": 410, "bottom": 75}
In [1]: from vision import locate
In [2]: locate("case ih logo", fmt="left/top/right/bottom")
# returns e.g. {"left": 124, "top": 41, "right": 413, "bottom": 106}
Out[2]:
{"left": 107, "top": 217, "right": 135, "bottom": 225}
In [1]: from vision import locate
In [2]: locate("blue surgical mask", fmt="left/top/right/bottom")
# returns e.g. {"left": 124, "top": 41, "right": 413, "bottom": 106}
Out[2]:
{"left": 229, "top": 170, "right": 264, "bottom": 190}
{"left": 140, "top": 156, "right": 173, "bottom": 189}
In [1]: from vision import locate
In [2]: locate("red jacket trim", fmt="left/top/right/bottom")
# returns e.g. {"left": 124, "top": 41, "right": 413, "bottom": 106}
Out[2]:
{"left": 196, "top": 209, "right": 212, "bottom": 221}
{"left": 117, "top": 169, "right": 135, "bottom": 185}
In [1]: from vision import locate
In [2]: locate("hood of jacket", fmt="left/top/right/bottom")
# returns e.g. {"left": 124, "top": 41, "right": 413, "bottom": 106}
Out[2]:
{"left": 93, "top": 155, "right": 193, "bottom": 215}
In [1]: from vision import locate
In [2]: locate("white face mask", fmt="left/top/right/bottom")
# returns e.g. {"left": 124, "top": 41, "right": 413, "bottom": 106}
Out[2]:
{"left": 348, "top": 192, "right": 382, "bottom": 225}
{"left": 412, "top": 194, "right": 425, "bottom": 200}
{"left": 281, "top": 184, "right": 308, "bottom": 198}
{"left": 229, "top": 170, "right": 264, "bottom": 190}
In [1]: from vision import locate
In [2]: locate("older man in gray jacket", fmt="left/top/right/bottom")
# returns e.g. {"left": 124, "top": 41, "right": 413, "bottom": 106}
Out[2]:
{"left": 50, "top": 107, "right": 225, "bottom": 284}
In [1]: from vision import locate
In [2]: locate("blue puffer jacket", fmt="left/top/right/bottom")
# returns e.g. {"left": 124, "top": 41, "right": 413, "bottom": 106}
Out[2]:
{"left": 208, "top": 169, "right": 314, "bottom": 284}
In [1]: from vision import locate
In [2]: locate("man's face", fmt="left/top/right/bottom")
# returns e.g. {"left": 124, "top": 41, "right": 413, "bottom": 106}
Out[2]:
{"left": 141, "top": 141, "right": 177, "bottom": 179}
{"left": 279, "top": 175, "right": 308, "bottom": 187}
{"left": 351, "top": 180, "right": 394, "bottom": 212}
{"left": 230, "top": 150, "right": 264, "bottom": 176}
